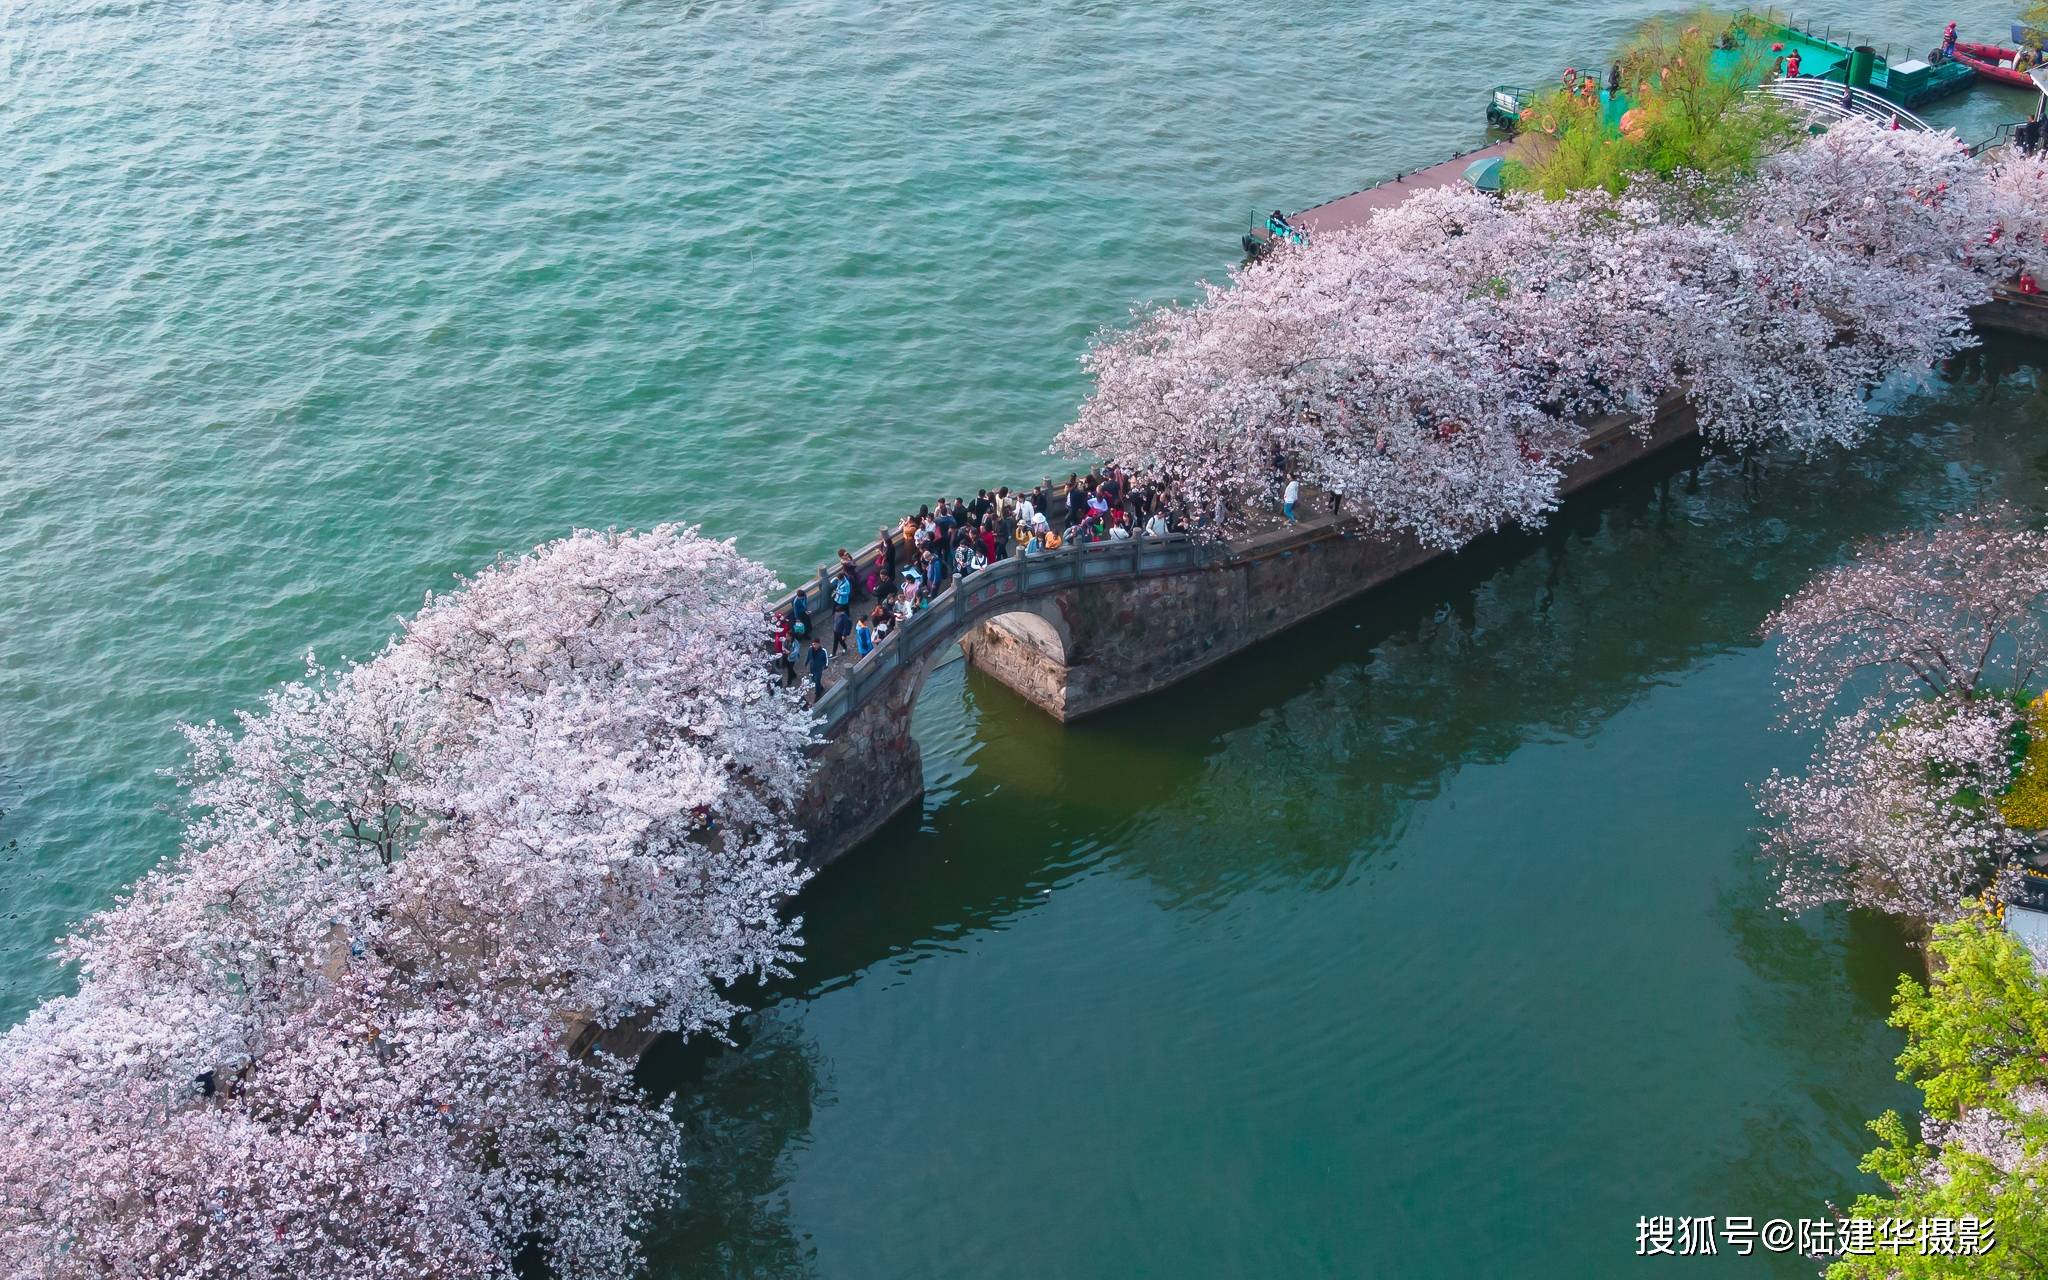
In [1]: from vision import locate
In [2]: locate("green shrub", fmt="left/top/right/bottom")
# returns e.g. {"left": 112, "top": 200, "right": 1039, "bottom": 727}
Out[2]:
{"left": 1505, "top": 10, "right": 1803, "bottom": 199}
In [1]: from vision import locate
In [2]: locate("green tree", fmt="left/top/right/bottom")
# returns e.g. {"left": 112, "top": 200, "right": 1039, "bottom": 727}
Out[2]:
{"left": 1829, "top": 916, "right": 2048, "bottom": 1277}
{"left": 1507, "top": 11, "right": 1802, "bottom": 199}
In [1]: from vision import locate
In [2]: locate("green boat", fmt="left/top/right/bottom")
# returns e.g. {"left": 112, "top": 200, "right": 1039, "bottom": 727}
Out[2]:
{"left": 1739, "top": 14, "right": 1975, "bottom": 106}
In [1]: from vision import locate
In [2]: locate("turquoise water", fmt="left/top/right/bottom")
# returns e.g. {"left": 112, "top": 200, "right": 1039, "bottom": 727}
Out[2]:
{"left": 1, "top": 2, "right": 2043, "bottom": 1274}
{"left": 639, "top": 346, "right": 2048, "bottom": 1277}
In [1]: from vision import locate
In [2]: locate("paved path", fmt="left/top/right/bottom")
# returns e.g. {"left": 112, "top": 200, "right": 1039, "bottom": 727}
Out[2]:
{"left": 1286, "top": 140, "right": 1512, "bottom": 236}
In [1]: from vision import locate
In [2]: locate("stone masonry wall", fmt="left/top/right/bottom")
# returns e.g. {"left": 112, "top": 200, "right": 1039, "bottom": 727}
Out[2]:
{"left": 1976, "top": 292, "right": 2048, "bottom": 342}
{"left": 798, "top": 658, "right": 928, "bottom": 868}
{"left": 958, "top": 614, "right": 1071, "bottom": 719}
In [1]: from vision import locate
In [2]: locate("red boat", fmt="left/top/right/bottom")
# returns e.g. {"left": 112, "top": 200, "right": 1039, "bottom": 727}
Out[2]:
{"left": 1948, "top": 39, "right": 2042, "bottom": 89}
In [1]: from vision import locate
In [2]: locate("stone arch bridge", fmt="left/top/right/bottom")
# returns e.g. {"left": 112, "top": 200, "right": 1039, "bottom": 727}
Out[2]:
{"left": 790, "top": 403, "right": 1704, "bottom": 864}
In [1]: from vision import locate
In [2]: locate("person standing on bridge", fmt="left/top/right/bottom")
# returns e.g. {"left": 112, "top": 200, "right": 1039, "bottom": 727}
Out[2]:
{"left": 806, "top": 637, "right": 828, "bottom": 701}
{"left": 772, "top": 612, "right": 795, "bottom": 687}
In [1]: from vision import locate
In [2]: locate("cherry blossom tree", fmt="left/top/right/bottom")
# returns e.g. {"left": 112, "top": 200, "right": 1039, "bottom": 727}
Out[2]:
{"left": 1057, "top": 187, "right": 1679, "bottom": 549}
{"left": 1978, "top": 148, "right": 2048, "bottom": 284}
{"left": 0, "top": 524, "right": 816, "bottom": 1278}
{"left": 1056, "top": 119, "right": 1999, "bottom": 548}
{"left": 1757, "top": 504, "right": 2048, "bottom": 922}
{"left": 1, "top": 979, "right": 678, "bottom": 1280}
{"left": 1757, "top": 696, "right": 2028, "bottom": 921}
{"left": 1728, "top": 121, "right": 1985, "bottom": 430}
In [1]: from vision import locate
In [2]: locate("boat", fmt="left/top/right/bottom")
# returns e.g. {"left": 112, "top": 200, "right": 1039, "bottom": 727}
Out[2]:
{"left": 1945, "top": 39, "right": 2043, "bottom": 89}
{"left": 1732, "top": 18, "right": 1975, "bottom": 108}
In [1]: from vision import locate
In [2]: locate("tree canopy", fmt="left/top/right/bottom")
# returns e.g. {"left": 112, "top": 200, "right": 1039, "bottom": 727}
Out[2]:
{"left": 0, "top": 525, "right": 816, "bottom": 1279}
{"left": 1506, "top": 12, "right": 1804, "bottom": 199}
{"left": 1829, "top": 916, "right": 2048, "bottom": 1278}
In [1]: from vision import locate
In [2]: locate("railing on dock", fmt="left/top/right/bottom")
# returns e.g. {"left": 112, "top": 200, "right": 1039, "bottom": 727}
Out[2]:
{"left": 1749, "top": 79, "right": 1932, "bottom": 130}
{"left": 1743, "top": 7, "right": 1900, "bottom": 65}
{"left": 1969, "top": 121, "right": 2020, "bottom": 157}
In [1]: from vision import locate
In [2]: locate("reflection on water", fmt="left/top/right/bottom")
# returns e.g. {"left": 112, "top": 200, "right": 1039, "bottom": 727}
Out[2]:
{"left": 643, "top": 1017, "right": 831, "bottom": 1278}
{"left": 643, "top": 340, "right": 2045, "bottom": 1279}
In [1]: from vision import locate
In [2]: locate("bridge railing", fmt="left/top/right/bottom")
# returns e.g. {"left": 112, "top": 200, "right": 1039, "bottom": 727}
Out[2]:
{"left": 811, "top": 533, "right": 1212, "bottom": 731}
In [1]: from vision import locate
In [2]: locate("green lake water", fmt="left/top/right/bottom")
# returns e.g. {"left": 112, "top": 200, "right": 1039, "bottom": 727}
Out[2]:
{"left": 2, "top": 3, "right": 2044, "bottom": 1275}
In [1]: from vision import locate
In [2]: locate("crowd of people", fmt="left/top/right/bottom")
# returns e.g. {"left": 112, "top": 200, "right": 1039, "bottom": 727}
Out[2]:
{"left": 772, "top": 467, "right": 1196, "bottom": 700}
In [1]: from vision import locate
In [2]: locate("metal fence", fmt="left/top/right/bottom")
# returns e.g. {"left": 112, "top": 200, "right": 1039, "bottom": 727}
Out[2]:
{"left": 1749, "top": 79, "right": 1934, "bottom": 130}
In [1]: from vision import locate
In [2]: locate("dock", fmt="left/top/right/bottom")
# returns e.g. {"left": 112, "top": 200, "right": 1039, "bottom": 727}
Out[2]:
{"left": 1288, "top": 141, "right": 1512, "bottom": 237}
{"left": 1247, "top": 140, "right": 1510, "bottom": 250}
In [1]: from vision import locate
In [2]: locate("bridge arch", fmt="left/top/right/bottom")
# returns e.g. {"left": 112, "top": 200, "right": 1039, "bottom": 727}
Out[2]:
{"left": 791, "top": 536, "right": 1208, "bottom": 863}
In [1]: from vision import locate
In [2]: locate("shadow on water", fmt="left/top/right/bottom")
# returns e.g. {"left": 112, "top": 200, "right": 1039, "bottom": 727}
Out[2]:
{"left": 640, "top": 1016, "right": 832, "bottom": 1278}
{"left": 1698, "top": 871, "right": 1926, "bottom": 1244}
{"left": 639, "top": 338, "right": 2046, "bottom": 1278}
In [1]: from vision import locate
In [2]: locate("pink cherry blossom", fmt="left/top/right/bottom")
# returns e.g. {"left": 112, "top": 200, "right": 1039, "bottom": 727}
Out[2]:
{"left": 0, "top": 525, "right": 814, "bottom": 1278}
{"left": 1757, "top": 504, "right": 2048, "bottom": 921}
{"left": 1056, "top": 120, "right": 1997, "bottom": 546}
